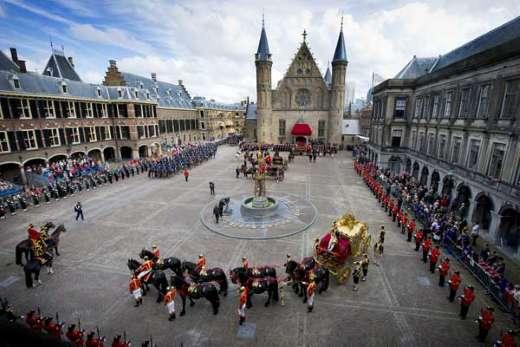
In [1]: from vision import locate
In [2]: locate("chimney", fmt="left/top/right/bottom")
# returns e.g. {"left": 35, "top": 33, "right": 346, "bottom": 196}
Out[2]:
{"left": 151, "top": 73, "right": 157, "bottom": 82}
{"left": 67, "top": 56, "right": 74, "bottom": 67}
{"left": 109, "top": 59, "right": 117, "bottom": 68}
{"left": 178, "top": 79, "right": 183, "bottom": 85}
{"left": 18, "top": 61, "right": 27, "bottom": 73}
{"left": 10, "top": 48, "right": 18, "bottom": 62}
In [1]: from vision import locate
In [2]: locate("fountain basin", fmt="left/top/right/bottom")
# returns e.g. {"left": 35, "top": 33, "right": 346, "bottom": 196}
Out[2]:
{"left": 241, "top": 196, "right": 279, "bottom": 216}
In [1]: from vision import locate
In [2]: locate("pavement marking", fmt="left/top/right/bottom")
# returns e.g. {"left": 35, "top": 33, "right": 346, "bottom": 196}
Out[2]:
{"left": 393, "top": 311, "right": 417, "bottom": 347}
{"left": 0, "top": 275, "right": 20, "bottom": 288}
{"left": 375, "top": 263, "right": 400, "bottom": 306}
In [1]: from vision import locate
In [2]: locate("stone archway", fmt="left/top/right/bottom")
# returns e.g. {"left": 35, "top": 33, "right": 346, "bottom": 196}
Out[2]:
{"left": 497, "top": 206, "right": 520, "bottom": 254}
{"left": 138, "top": 145, "right": 148, "bottom": 158}
{"left": 420, "top": 166, "right": 429, "bottom": 186}
{"left": 412, "top": 162, "right": 420, "bottom": 180}
{"left": 103, "top": 147, "right": 116, "bottom": 162}
{"left": 150, "top": 142, "right": 161, "bottom": 156}
{"left": 454, "top": 183, "right": 472, "bottom": 218}
{"left": 441, "top": 175, "right": 455, "bottom": 200}
{"left": 48, "top": 154, "right": 67, "bottom": 164}
{"left": 23, "top": 158, "right": 46, "bottom": 171}
{"left": 88, "top": 148, "right": 102, "bottom": 162}
{"left": 388, "top": 156, "right": 401, "bottom": 175}
{"left": 471, "top": 193, "right": 494, "bottom": 230}
{"left": 405, "top": 158, "right": 412, "bottom": 174}
{"left": 120, "top": 146, "right": 133, "bottom": 160}
{"left": 0, "top": 162, "right": 23, "bottom": 185}
{"left": 430, "top": 171, "right": 440, "bottom": 193}
{"left": 70, "top": 151, "right": 86, "bottom": 160}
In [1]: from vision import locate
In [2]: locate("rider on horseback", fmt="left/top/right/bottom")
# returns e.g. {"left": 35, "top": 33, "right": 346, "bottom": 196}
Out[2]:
{"left": 137, "top": 256, "right": 154, "bottom": 282}
{"left": 196, "top": 254, "right": 207, "bottom": 276}
{"left": 27, "top": 224, "right": 41, "bottom": 243}
{"left": 152, "top": 244, "right": 161, "bottom": 264}
{"left": 242, "top": 257, "right": 249, "bottom": 270}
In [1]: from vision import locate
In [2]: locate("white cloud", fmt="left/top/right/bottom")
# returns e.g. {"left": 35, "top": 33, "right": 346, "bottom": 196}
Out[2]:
{"left": 0, "top": 3, "right": 5, "bottom": 17}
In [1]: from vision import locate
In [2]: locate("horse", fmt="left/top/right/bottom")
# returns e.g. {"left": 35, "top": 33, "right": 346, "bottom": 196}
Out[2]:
{"left": 229, "top": 267, "right": 279, "bottom": 307}
{"left": 139, "top": 249, "right": 183, "bottom": 275}
{"left": 127, "top": 259, "right": 168, "bottom": 303}
{"left": 181, "top": 261, "right": 228, "bottom": 296}
{"left": 285, "top": 257, "right": 329, "bottom": 302}
{"left": 15, "top": 223, "right": 66, "bottom": 266}
{"left": 170, "top": 274, "right": 220, "bottom": 316}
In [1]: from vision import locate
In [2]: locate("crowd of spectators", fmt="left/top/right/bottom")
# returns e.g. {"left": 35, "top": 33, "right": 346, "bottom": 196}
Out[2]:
{"left": 354, "top": 145, "right": 520, "bottom": 325}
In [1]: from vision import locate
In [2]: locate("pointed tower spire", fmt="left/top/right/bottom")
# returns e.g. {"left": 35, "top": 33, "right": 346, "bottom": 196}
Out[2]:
{"left": 324, "top": 62, "right": 332, "bottom": 85}
{"left": 332, "top": 18, "right": 348, "bottom": 63}
{"left": 256, "top": 16, "right": 271, "bottom": 61}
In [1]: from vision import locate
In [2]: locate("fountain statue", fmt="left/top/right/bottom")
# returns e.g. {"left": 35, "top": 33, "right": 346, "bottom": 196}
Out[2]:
{"left": 240, "top": 151, "right": 278, "bottom": 215}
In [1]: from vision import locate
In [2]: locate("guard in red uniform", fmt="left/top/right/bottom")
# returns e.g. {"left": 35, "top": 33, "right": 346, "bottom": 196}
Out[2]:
{"left": 396, "top": 209, "right": 403, "bottom": 227}
{"left": 164, "top": 286, "right": 177, "bottom": 321}
{"left": 307, "top": 277, "right": 317, "bottom": 313}
{"left": 136, "top": 257, "right": 154, "bottom": 282}
{"left": 242, "top": 257, "right": 249, "bottom": 270}
{"left": 497, "top": 329, "right": 517, "bottom": 347}
{"left": 66, "top": 324, "right": 85, "bottom": 347}
{"left": 414, "top": 229, "right": 423, "bottom": 251}
{"left": 438, "top": 258, "right": 450, "bottom": 286}
{"left": 25, "top": 310, "right": 43, "bottom": 332}
{"left": 407, "top": 219, "right": 416, "bottom": 242}
{"left": 85, "top": 331, "right": 105, "bottom": 347}
{"left": 400, "top": 213, "right": 408, "bottom": 234}
{"left": 111, "top": 335, "right": 130, "bottom": 347}
{"left": 238, "top": 286, "right": 248, "bottom": 325}
{"left": 388, "top": 199, "right": 394, "bottom": 217}
{"left": 129, "top": 275, "right": 142, "bottom": 307}
{"left": 477, "top": 307, "right": 494, "bottom": 342}
{"left": 392, "top": 203, "right": 399, "bottom": 222}
{"left": 151, "top": 244, "right": 160, "bottom": 262}
{"left": 27, "top": 224, "right": 41, "bottom": 242}
{"left": 43, "top": 317, "right": 63, "bottom": 340}
{"left": 422, "top": 237, "right": 432, "bottom": 263}
{"left": 448, "top": 271, "right": 461, "bottom": 302}
{"left": 429, "top": 245, "right": 441, "bottom": 273}
{"left": 196, "top": 254, "right": 207, "bottom": 276}
{"left": 459, "top": 285, "right": 475, "bottom": 319}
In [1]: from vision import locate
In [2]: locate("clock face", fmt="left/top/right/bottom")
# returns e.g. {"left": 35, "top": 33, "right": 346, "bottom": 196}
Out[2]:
{"left": 296, "top": 89, "right": 310, "bottom": 107}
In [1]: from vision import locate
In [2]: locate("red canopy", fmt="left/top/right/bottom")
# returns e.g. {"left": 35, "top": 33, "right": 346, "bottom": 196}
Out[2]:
{"left": 291, "top": 123, "right": 312, "bottom": 136}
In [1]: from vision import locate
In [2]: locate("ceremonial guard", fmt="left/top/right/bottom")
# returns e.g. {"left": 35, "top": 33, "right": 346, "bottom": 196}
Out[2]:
{"left": 477, "top": 307, "right": 494, "bottom": 342}
{"left": 238, "top": 286, "right": 248, "bottom": 325}
{"left": 459, "top": 285, "right": 475, "bottom": 319}
{"left": 400, "top": 213, "right": 408, "bottom": 234}
{"left": 496, "top": 330, "right": 517, "bottom": 347}
{"left": 112, "top": 335, "right": 131, "bottom": 347}
{"left": 448, "top": 271, "right": 461, "bottom": 302}
{"left": 387, "top": 199, "right": 394, "bottom": 217}
{"left": 27, "top": 224, "right": 41, "bottom": 242}
{"left": 25, "top": 310, "right": 43, "bottom": 332}
{"left": 438, "top": 258, "right": 450, "bottom": 286}
{"left": 66, "top": 324, "right": 85, "bottom": 347}
{"left": 379, "top": 226, "right": 385, "bottom": 244}
{"left": 129, "top": 275, "right": 143, "bottom": 307}
{"left": 361, "top": 254, "right": 370, "bottom": 281}
{"left": 429, "top": 245, "right": 441, "bottom": 273}
{"left": 85, "top": 331, "right": 105, "bottom": 347}
{"left": 422, "top": 237, "right": 432, "bottom": 263}
{"left": 164, "top": 286, "right": 177, "bottom": 321}
{"left": 137, "top": 257, "right": 154, "bottom": 282}
{"left": 352, "top": 262, "right": 361, "bottom": 291}
{"left": 152, "top": 244, "right": 161, "bottom": 263}
{"left": 242, "top": 257, "right": 249, "bottom": 270}
{"left": 414, "top": 229, "right": 423, "bottom": 251}
{"left": 391, "top": 203, "right": 399, "bottom": 222}
{"left": 307, "top": 276, "right": 317, "bottom": 312}
{"left": 407, "top": 219, "right": 416, "bottom": 242}
{"left": 43, "top": 317, "right": 63, "bottom": 340}
{"left": 196, "top": 254, "right": 207, "bottom": 276}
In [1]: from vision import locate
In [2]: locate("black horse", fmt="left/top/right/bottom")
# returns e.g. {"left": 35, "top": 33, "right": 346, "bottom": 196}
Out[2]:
{"left": 170, "top": 274, "right": 220, "bottom": 316}
{"left": 229, "top": 267, "right": 279, "bottom": 307}
{"left": 127, "top": 259, "right": 168, "bottom": 303}
{"left": 180, "top": 261, "right": 228, "bottom": 296}
{"left": 285, "top": 257, "right": 329, "bottom": 302}
{"left": 15, "top": 223, "right": 66, "bottom": 265}
{"left": 139, "top": 249, "right": 183, "bottom": 275}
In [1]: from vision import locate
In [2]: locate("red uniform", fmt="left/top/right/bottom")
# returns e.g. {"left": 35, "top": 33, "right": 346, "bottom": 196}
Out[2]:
{"left": 430, "top": 247, "right": 440, "bottom": 264}
{"left": 152, "top": 247, "right": 160, "bottom": 259}
{"left": 26, "top": 312, "right": 43, "bottom": 332}
{"left": 479, "top": 308, "right": 494, "bottom": 330}
{"left": 439, "top": 260, "right": 450, "bottom": 276}
{"left": 86, "top": 337, "right": 104, "bottom": 347}
{"left": 449, "top": 273, "right": 461, "bottom": 291}
{"left": 164, "top": 288, "right": 176, "bottom": 305}
{"left": 111, "top": 337, "right": 130, "bottom": 347}
{"left": 499, "top": 331, "right": 517, "bottom": 347}
{"left": 66, "top": 328, "right": 85, "bottom": 347}
{"left": 196, "top": 256, "right": 206, "bottom": 272}
{"left": 137, "top": 260, "right": 153, "bottom": 282}
{"left": 28, "top": 226, "right": 41, "bottom": 241}
{"left": 129, "top": 277, "right": 140, "bottom": 293}
{"left": 44, "top": 320, "right": 62, "bottom": 339}
{"left": 461, "top": 287, "right": 475, "bottom": 306}
{"left": 408, "top": 220, "right": 416, "bottom": 233}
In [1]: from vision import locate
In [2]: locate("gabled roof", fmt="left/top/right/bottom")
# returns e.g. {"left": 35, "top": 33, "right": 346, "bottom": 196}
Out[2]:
{"left": 43, "top": 49, "right": 81, "bottom": 81}
{"left": 432, "top": 16, "right": 520, "bottom": 73}
{"left": 394, "top": 56, "right": 438, "bottom": 79}
{"left": 256, "top": 24, "right": 271, "bottom": 61}
{"left": 332, "top": 30, "right": 347, "bottom": 63}
{"left": 324, "top": 65, "right": 332, "bottom": 85}
{"left": 0, "top": 50, "right": 20, "bottom": 72}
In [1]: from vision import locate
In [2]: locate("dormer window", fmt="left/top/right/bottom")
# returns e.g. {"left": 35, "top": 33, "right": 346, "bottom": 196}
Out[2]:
{"left": 117, "top": 88, "right": 122, "bottom": 98}
{"left": 61, "top": 83, "right": 68, "bottom": 93}
{"left": 13, "top": 77, "right": 20, "bottom": 89}
{"left": 135, "top": 90, "right": 139, "bottom": 98}
{"left": 97, "top": 87, "right": 102, "bottom": 97}
{"left": 146, "top": 92, "right": 150, "bottom": 99}
{"left": 140, "top": 82, "right": 143, "bottom": 89}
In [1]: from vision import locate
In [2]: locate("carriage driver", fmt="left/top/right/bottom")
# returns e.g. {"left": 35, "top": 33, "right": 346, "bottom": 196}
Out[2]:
{"left": 136, "top": 256, "right": 154, "bottom": 282}
{"left": 196, "top": 254, "right": 207, "bottom": 276}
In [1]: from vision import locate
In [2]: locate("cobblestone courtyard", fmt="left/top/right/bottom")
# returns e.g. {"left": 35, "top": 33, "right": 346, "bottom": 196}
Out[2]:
{"left": 0, "top": 146, "right": 513, "bottom": 346}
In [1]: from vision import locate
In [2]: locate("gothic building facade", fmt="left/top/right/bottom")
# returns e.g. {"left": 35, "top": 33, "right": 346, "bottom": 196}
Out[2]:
{"left": 367, "top": 17, "right": 520, "bottom": 258}
{"left": 251, "top": 23, "right": 348, "bottom": 144}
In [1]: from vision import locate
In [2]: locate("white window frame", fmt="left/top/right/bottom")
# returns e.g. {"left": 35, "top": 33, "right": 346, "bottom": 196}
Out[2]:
{"left": 466, "top": 139, "right": 481, "bottom": 170}
{"left": 87, "top": 127, "right": 97, "bottom": 142}
{"left": 65, "top": 101, "right": 76, "bottom": 118}
{"left": 19, "top": 99, "right": 32, "bottom": 119}
{"left": 104, "top": 126, "right": 112, "bottom": 140}
{"left": 101, "top": 104, "right": 108, "bottom": 118}
{"left": 432, "top": 95, "right": 439, "bottom": 118}
{"left": 444, "top": 92, "right": 453, "bottom": 118}
{"left": 43, "top": 100, "right": 55, "bottom": 119}
{"left": 138, "top": 125, "right": 146, "bottom": 139}
{"left": 70, "top": 127, "right": 80, "bottom": 144}
{"left": 438, "top": 134, "right": 447, "bottom": 159}
{"left": 48, "top": 128, "right": 61, "bottom": 147}
{"left": 12, "top": 77, "right": 21, "bottom": 89}
{"left": 0, "top": 131, "right": 10, "bottom": 153}
{"left": 85, "top": 103, "right": 94, "bottom": 118}
{"left": 451, "top": 137, "right": 462, "bottom": 164}
{"left": 476, "top": 85, "right": 490, "bottom": 119}
{"left": 117, "top": 88, "right": 122, "bottom": 98}
{"left": 458, "top": 88, "right": 469, "bottom": 118}
{"left": 487, "top": 143, "right": 506, "bottom": 178}
{"left": 22, "top": 130, "right": 37, "bottom": 150}
{"left": 61, "top": 82, "right": 68, "bottom": 94}
{"left": 97, "top": 87, "right": 102, "bottom": 97}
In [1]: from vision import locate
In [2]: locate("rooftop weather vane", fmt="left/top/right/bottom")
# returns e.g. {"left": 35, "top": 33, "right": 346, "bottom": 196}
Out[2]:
{"left": 302, "top": 29, "right": 307, "bottom": 42}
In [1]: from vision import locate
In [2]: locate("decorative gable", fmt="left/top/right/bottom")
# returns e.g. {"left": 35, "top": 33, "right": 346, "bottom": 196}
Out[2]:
{"left": 284, "top": 42, "right": 324, "bottom": 79}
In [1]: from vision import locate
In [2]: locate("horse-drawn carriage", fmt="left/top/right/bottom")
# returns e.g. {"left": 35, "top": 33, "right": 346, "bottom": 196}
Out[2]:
{"left": 314, "top": 213, "right": 371, "bottom": 283}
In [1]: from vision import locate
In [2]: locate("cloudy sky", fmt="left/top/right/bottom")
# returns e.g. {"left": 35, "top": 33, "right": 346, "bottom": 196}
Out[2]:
{"left": 0, "top": 0, "right": 519, "bottom": 103}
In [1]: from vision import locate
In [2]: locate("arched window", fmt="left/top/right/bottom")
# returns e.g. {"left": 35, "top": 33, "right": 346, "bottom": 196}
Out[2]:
{"left": 296, "top": 89, "right": 310, "bottom": 107}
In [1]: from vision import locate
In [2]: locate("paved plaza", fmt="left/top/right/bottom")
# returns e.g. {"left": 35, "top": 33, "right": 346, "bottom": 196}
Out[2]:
{"left": 0, "top": 146, "right": 513, "bottom": 346}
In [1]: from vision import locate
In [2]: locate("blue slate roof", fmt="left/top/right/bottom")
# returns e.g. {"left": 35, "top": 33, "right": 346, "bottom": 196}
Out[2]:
{"left": 120, "top": 72, "right": 194, "bottom": 109}
{"left": 192, "top": 96, "right": 242, "bottom": 110}
{"left": 43, "top": 49, "right": 82, "bottom": 81}
{"left": 324, "top": 66, "right": 332, "bottom": 85}
{"left": 0, "top": 50, "right": 19, "bottom": 72}
{"left": 245, "top": 102, "right": 257, "bottom": 120}
{"left": 432, "top": 16, "right": 520, "bottom": 73}
{"left": 394, "top": 56, "right": 438, "bottom": 79}
{"left": 332, "top": 30, "right": 347, "bottom": 63}
{"left": 256, "top": 25, "right": 271, "bottom": 61}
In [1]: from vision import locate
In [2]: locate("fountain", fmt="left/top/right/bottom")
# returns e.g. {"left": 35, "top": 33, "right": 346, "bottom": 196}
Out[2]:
{"left": 241, "top": 152, "right": 279, "bottom": 215}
